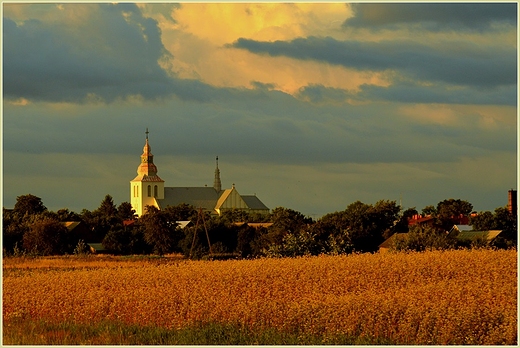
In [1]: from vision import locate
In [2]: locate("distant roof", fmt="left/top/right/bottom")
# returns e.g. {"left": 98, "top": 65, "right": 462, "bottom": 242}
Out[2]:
{"left": 455, "top": 230, "right": 502, "bottom": 241}
{"left": 455, "top": 225, "right": 472, "bottom": 231}
{"left": 234, "top": 222, "right": 273, "bottom": 228}
{"left": 62, "top": 221, "right": 85, "bottom": 231}
{"left": 176, "top": 221, "right": 191, "bottom": 229}
{"left": 408, "top": 215, "right": 434, "bottom": 226}
{"left": 379, "top": 233, "right": 408, "bottom": 249}
{"left": 242, "top": 195, "right": 269, "bottom": 211}
{"left": 157, "top": 187, "right": 220, "bottom": 212}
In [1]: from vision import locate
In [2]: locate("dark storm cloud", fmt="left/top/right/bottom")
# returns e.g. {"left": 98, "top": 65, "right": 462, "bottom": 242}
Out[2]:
{"left": 3, "top": 3, "right": 212, "bottom": 103}
{"left": 5, "top": 86, "right": 516, "bottom": 168}
{"left": 344, "top": 3, "right": 517, "bottom": 31}
{"left": 231, "top": 36, "right": 516, "bottom": 90}
{"left": 351, "top": 82, "right": 517, "bottom": 106}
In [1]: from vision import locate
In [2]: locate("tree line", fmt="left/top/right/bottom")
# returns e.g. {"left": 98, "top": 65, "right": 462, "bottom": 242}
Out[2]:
{"left": 2, "top": 194, "right": 517, "bottom": 258}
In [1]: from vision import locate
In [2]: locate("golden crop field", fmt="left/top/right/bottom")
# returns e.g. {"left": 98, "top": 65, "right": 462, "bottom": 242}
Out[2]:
{"left": 3, "top": 249, "right": 517, "bottom": 345}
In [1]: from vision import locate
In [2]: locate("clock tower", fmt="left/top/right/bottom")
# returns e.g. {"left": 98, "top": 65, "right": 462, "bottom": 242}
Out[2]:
{"left": 130, "top": 129, "right": 164, "bottom": 216}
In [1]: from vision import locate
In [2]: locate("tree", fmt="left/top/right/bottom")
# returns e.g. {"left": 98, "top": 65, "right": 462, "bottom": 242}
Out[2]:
{"left": 266, "top": 207, "right": 313, "bottom": 243}
{"left": 422, "top": 205, "right": 437, "bottom": 217}
{"left": 117, "top": 202, "right": 136, "bottom": 221}
{"left": 162, "top": 204, "right": 198, "bottom": 221}
{"left": 436, "top": 199, "right": 473, "bottom": 230}
{"left": 312, "top": 200, "right": 401, "bottom": 254}
{"left": 469, "top": 211, "right": 495, "bottom": 231}
{"left": 3, "top": 208, "right": 28, "bottom": 255}
{"left": 140, "top": 206, "right": 182, "bottom": 255}
{"left": 13, "top": 194, "right": 47, "bottom": 216}
{"left": 96, "top": 194, "right": 118, "bottom": 218}
{"left": 81, "top": 195, "right": 121, "bottom": 242}
{"left": 102, "top": 223, "right": 150, "bottom": 255}
{"left": 391, "top": 224, "right": 455, "bottom": 252}
{"left": 22, "top": 217, "right": 71, "bottom": 255}
{"left": 470, "top": 207, "right": 517, "bottom": 248}
{"left": 393, "top": 207, "right": 418, "bottom": 233}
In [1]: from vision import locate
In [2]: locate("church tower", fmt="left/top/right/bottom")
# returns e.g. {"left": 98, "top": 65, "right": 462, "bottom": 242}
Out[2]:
{"left": 213, "top": 156, "right": 222, "bottom": 192}
{"left": 130, "top": 129, "right": 164, "bottom": 217}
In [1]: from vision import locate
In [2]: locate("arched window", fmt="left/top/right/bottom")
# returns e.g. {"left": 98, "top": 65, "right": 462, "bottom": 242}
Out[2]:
{"left": 147, "top": 185, "right": 151, "bottom": 197}
{"left": 154, "top": 185, "right": 158, "bottom": 197}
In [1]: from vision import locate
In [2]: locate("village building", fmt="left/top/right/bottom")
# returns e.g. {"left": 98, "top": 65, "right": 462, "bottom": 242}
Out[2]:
{"left": 130, "top": 130, "right": 269, "bottom": 217}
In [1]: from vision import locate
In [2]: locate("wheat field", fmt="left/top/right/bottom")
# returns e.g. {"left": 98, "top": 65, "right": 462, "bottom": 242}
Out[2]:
{"left": 3, "top": 249, "right": 517, "bottom": 345}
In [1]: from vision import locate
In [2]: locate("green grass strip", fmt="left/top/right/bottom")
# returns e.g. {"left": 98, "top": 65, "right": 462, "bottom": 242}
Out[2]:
{"left": 3, "top": 318, "right": 395, "bottom": 345}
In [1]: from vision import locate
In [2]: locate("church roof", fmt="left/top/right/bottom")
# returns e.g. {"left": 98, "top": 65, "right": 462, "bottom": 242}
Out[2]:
{"left": 242, "top": 195, "right": 269, "bottom": 210}
{"left": 157, "top": 187, "right": 220, "bottom": 212}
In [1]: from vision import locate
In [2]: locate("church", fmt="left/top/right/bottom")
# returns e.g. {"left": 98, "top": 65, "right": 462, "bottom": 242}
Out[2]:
{"left": 130, "top": 130, "right": 270, "bottom": 217}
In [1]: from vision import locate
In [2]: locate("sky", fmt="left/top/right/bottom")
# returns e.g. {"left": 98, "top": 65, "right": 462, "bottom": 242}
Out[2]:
{"left": 2, "top": 2, "right": 518, "bottom": 218}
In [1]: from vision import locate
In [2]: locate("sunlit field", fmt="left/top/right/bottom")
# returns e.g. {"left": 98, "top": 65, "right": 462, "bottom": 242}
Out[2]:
{"left": 3, "top": 249, "right": 517, "bottom": 345}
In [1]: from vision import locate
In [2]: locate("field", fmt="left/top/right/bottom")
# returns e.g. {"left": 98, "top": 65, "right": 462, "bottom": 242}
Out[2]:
{"left": 3, "top": 249, "right": 517, "bottom": 345}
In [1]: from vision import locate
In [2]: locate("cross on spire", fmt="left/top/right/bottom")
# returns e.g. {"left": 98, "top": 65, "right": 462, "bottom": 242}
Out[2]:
{"left": 145, "top": 128, "right": 149, "bottom": 140}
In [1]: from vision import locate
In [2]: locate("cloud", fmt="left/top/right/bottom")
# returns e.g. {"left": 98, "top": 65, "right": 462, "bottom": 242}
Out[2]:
{"left": 3, "top": 4, "right": 216, "bottom": 103}
{"left": 350, "top": 82, "right": 517, "bottom": 106}
{"left": 230, "top": 36, "right": 516, "bottom": 89}
{"left": 344, "top": 3, "right": 517, "bottom": 31}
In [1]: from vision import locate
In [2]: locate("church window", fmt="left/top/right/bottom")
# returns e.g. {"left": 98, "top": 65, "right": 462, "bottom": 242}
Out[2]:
{"left": 147, "top": 185, "right": 151, "bottom": 197}
{"left": 154, "top": 185, "right": 158, "bottom": 197}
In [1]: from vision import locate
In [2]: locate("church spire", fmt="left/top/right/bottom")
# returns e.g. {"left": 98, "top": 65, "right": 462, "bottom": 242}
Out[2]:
{"left": 213, "top": 156, "right": 222, "bottom": 192}
{"left": 136, "top": 128, "right": 161, "bottom": 178}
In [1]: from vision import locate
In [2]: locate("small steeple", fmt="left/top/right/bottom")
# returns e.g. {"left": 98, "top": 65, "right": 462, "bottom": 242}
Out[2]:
{"left": 213, "top": 156, "right": 222, "bottom": 192}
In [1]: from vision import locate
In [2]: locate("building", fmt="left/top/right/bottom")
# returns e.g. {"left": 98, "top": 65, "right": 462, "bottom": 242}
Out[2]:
{"left": 130, "top": 130, "right": 269, "bottom": 217}
{"left": 447, "top": 229, "right": 503, "bottom": 245}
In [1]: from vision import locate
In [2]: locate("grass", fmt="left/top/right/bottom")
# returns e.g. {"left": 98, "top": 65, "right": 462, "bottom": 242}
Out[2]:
{"left": 3, "top": 318, "right": 394, "bottom": 345}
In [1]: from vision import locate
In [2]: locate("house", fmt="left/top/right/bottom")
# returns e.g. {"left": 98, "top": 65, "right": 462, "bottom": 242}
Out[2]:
{"left": 448, "top": 224, "right": 472, "bottom": 235}
{"left": 62, "top": 221, "right": 94, "bottom": 242}
{"left": 130, "top": 130, "right": 270, "bottom": 217}
{"left": 87, "top": 243, "right": 109, "bottom": 254}
{"left": 448, "top": 229, "right": 503, "bottom": 245}
{"left": 378, "top": 233, "right": 409, "bottom": 253}
{"left": 407, "top": 214, "right": 434, "bottom": 227}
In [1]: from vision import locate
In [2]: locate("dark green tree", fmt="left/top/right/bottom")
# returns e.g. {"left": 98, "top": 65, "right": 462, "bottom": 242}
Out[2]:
{"left": 117, "top": 202, "right": 136, "bottom": 221}
{"left": 469, "top": 211, "right": 495, "bottom": 230}
{"left": 22, "top": 217, "right": 72, "bottom": 255}
{"left": 391, "top": 224, "right": 456, "bottom": 252}
{"left": 13, "top": 194, "right": 47, "bottom": 216}
{"left": 3, "top": 208, "right": 28, "bottom": 255}
{"left": 393, "top": 207, "right": 418, "bottom": 234}
{"left": 140, "top": 206, "right": 182, "bottom": 255}
{"left": 436, "top": 199, "right": 473, "bottom": 230}
{"left": 421, "top": 205, "right": 437, "bottom": 217}
{"left": 315, "top": 200, "right": 401, "bottom": 254}
{"left": 162, "top": 203, "right": 198, "bottom": 221}
{"left": 102, "top": 223, "right": 150, "bottom": 255}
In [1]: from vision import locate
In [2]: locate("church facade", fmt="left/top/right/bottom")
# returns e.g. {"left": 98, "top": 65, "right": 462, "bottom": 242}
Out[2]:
{"left": 130, "top": 130, "right": 270, "bottom": 217}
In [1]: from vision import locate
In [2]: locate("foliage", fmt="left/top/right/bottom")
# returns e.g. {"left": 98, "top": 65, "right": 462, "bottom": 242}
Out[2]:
{"left": 435, "top": 198, "right": 473, "bottom": 230}
{"left": 315, "top": 200, "right": 401, "bottom": 253}
{"left": 22, "top": 217, "right": 72, "bottom": 255}
{"left": 102, "top": 224, "right": 150, "bottom": 255}
{"left": 140, "top": 206, "right": 183, "bottom": 255}
{"left": 73, "top": 239, "right": 90, "bottom": 256}
{"left": 3, "top": 250, "right": 517, "bottom": 345}
{"left": 390, "top": 225, "right": 456, "bottom": 252}
{"left": 117, "top": 202, "right": 136, "bottom": 221}
{"left": 13, "top": 194, "right": 47, "bottom": 215}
